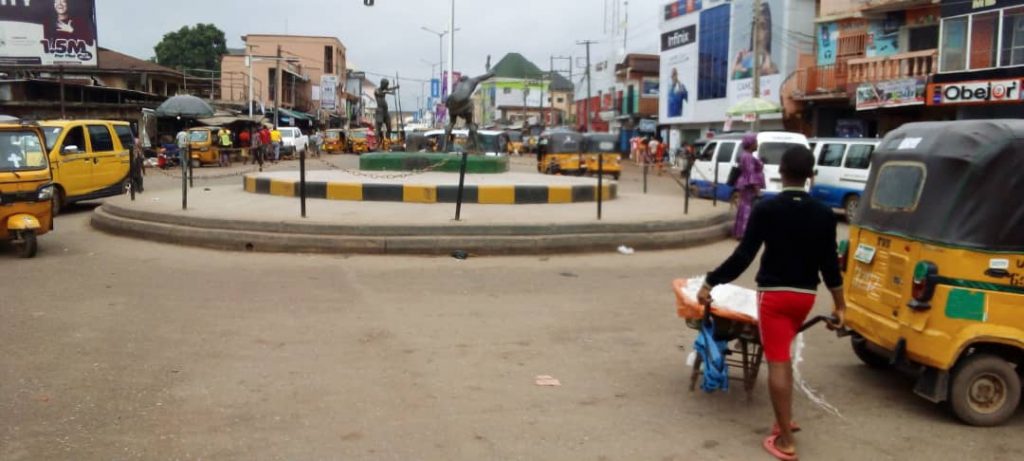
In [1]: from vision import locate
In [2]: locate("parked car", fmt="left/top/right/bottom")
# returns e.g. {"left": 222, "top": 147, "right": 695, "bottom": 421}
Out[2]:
{"left": 689, "top": 131, "right": 809, "bottom": 203}
{"left": 807, "top": 138, "right": 880, "bottom": 221}
{"left": 39, "top": 119, "right": 132, "bottom": 215}
{"left": 278, "top": 127, "right": 308, "bottom": 157}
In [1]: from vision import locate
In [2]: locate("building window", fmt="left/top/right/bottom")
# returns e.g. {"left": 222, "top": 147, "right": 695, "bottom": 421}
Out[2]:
{"left": 940, "top": 17, "right": 968, "bottom": 71}
{"left": 1002, "top": 7, "right": 1024, "bottom": 67}
{"left": 970, "top": 12, "right": 999, "bottom": 69}
{"left": 698, "top": 5, "right": 730, "bottom": 100}
{"left": 324, "top": 46, "right": 334, "bottom": 74}
{"left": 908, "top": 25, "right": 939, "bottom": 52}
{"left": 557, "top": 97, "right": 564, "bottom": 103}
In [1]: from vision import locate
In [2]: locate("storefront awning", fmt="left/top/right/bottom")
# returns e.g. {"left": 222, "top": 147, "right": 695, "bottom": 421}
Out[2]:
{"left": 275, "top": 108, "right": 315, "bottom": 121}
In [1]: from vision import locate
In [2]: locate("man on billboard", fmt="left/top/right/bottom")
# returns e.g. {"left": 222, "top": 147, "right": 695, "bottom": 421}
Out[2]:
{"left": 667, "top": 68, "right": 689, "bottom": 117}
{"left": 44, "top": 0, "right": 94, "bottom": 45}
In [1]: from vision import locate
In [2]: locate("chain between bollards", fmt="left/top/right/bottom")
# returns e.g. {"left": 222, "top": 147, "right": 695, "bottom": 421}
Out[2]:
{"left": 454, "top": 151, "right": 468, "bottom": 221}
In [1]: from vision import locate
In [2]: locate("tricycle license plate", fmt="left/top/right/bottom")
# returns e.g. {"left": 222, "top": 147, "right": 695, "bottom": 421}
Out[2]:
{"left": 854, "top": 243, "right": 876, "bottom": 264}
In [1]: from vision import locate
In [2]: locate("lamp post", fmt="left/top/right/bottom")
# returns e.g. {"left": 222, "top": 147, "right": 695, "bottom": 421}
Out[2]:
{"left": 421, "top": 26, "right": 458, "bottom": 90}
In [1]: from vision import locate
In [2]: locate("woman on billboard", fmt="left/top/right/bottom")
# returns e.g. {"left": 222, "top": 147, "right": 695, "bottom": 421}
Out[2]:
{"left": 44, "top": 0, "right": 95, "bottom": 45}
{"left": 731, "top": 3, "right": 778, "bottom": 80}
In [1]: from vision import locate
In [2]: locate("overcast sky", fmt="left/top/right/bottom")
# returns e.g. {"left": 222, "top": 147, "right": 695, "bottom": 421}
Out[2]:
{"left": 95, "top": 0, "right": 661, "bottom": 109}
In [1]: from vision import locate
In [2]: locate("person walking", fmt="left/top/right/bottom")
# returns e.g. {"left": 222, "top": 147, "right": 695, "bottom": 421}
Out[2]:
{"left": 698, "top": 145, "right": 845, "bottom": 461}
{"left": 239, "top": 128, "right": 251, "bottom": 164}
{"left": 733, "top": 133, "right": 766, "bottom": 239}
{"left": 218, "top": 128, "right": 232, "bottom": 167}
{"left": 131, "top": 137, "right": 145, "bottom": 193}
{"left": 259, "top": 126, "right": 271, "bottom": 164}
{"left": 270, "top": 127, "right": 282, "bottom": 163}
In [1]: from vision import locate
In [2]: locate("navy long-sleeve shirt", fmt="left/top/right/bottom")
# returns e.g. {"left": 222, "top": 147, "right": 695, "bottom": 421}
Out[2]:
{"left": 706, "top": 189, "right": 843, "bottom": 293}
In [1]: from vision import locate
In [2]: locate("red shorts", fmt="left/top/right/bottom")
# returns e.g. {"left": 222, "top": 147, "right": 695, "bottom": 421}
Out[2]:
{"left": 758, "top": 291, "right": 816, "bottom": 362}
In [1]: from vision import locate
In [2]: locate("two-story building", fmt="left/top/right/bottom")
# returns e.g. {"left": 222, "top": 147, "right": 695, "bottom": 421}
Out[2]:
{"left": 475, "top": 53, "right": 563, "bottom": 127}
{"left": 614, "top": 54, "right": 660, "bottom": 143}
{"left": 219, "top": 35, "right": 347, "bottom": 127}
{"left": 928, "top": 0, "right": 1024, "bottom": 119}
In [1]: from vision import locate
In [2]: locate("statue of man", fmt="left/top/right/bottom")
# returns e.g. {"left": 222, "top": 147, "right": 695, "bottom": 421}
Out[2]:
{"left": 374, "top": 78, "right": 399, "bottom": 141}
{"left": 444, "top": 71, "right": 495, "bottom": 152}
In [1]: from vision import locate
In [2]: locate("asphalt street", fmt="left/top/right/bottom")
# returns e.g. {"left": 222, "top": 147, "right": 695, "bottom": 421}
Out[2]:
{"left": 2, "top": 159, "right": 1022, "bottom": 460}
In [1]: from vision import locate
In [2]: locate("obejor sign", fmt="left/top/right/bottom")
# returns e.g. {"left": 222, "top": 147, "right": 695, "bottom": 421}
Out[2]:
{"left": 928, "top": 79, "right": 1023, "bottom": 105}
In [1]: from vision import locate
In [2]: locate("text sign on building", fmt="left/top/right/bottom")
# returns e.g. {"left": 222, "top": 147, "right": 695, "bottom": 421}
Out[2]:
{"left": 927, "top": 79, "right": 1023, "bottom": 106}
{"left": 856, "top": 78, "right": 927, "bottom": 110}
{"left": 0, "top": 0, "right": 98, "bottom": 66}
{"left": 661, "top": 25, "right": 697, "bottom": 51}
{"left": 431, "top": 78, "right": 440, "bottom": 98}
{"left": 321, "top": 75, "right": 339, "bottom": 111}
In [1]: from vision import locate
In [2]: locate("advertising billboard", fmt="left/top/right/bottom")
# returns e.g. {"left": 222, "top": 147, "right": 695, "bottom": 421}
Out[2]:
{"left": 0, "top": 0, "right": 98, "bottom": 66}
{"left": 660, "top": 2, "right": 732, "bottom": 124}
{"left": 728, "top": 0, "right": 785, "bottom": 105}
{"left": 320, "top": 75, "right": 338, "bottom": 111}
{"left": 856, "top": 77, "right": 927, "bottom": 110}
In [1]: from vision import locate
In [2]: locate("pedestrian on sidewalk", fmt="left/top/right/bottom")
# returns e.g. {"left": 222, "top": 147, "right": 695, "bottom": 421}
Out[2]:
{"left": 698, "top": 145, "right": 845, "bottom": 461}
{"left": 259, "top": 126, "right": 271, "bottom": 164}
{"left": 218, "top": 128, "right": 232, "bottom": 167}
{"left": 270, "top": 127, "right": 282, "bottom": 163}
{"left": 131, "top": 137, "right": 145, "bottom": 193}
{"left": 733, "top": 133, "right": 766, "bottom": 239}
{"left": 239, "top": 129, "right": 251, "bottom": 164}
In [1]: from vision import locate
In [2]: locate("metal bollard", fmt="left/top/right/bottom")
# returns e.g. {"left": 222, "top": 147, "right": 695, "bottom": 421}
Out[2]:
{"left": 454, "top": 151, "right": 468, "bottom": 221}
{"left": 299, "top": 147, "right": 307, "bottom": 218}
{"left": 597, "top": 154, "right": 603, "bottom": 220}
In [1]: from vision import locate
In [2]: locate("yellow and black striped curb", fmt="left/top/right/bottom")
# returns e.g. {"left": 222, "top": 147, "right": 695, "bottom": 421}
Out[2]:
{"left": 243, "top": 175, "right": 617, "bottom": 204}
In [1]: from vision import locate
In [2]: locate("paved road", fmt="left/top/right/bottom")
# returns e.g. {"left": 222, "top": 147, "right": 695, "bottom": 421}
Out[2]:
{"left": 2, "top": 161, "right": 1022, "bottom": 460}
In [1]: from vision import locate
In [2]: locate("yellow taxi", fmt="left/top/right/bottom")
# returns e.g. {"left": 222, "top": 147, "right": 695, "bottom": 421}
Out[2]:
{"left": 39, "top": 120, "right": 132, "bottom": 215}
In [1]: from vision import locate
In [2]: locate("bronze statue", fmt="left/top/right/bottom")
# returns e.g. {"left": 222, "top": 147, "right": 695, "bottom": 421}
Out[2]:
{"left": 444, "top": 71, "right": 494, "bottom": 152}
{"left": 375, "top": 78, "right": 399, "bottom": 141}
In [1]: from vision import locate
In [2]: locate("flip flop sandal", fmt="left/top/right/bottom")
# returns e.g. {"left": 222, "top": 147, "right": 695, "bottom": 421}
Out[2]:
{"left": 771, "top": 421, "right": 801, "bottom": 436}
{"left": 763, "top": 434, "right": 798, "bottom": 461}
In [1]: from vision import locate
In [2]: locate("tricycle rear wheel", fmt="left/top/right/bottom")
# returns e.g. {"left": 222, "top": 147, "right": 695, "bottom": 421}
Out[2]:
{"left": 949, "top": 354, "right": 1021, "bottom": 426}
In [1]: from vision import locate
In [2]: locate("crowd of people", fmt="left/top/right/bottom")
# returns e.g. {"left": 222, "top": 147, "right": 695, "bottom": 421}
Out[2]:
{"left": 628, "top": 135, "right": 699, "bottom": 177}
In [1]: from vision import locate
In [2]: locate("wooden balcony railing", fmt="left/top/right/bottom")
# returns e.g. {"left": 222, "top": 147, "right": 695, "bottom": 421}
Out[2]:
{"left": 847, "top": 50, "right": 937, "bottom": 84}
{"left": 794, "top": 64, "right": 847, "bottom": 96}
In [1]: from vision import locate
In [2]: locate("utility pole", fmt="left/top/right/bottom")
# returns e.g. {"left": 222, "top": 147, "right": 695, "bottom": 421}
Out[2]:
{"left": 522, "top": 70, "right": 528, "bottom": 126}
{"left": 752, "top": 0, "right": 762, "bottom": 131}
{"left": 623, "top": 1, "right": 629, "bottom": 52}
{"left": 275, "top": 45, "right": 283, "bottom": 129}
{"left": 549, "top": 57, "right": 554, "bottom": 127}
{"left": 447, "top": 0, "right": 456, "bottom": 99}
{"left": 550, "top": 56, "right": 572, "bottom": 126}
{"left": 247, "top": 45, "right": 255, "bottom": 118}
{"left": 577, "top": 40, "right": 597, "bottom": 133}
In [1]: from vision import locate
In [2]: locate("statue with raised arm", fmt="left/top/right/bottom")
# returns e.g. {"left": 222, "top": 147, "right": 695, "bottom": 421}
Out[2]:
{"left": 444, "top": 71, "right": 495, "bottom": 152}
{"left": 375, "top": 78, "right": 399, "bottom": 142}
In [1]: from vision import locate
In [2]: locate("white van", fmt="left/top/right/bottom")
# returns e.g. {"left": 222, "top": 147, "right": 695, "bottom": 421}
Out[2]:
{"left": 690, "top": 132, "right": 808, "bottom": 201}
{"left": 807, "top": 138, "right": 879, "bottom": 220}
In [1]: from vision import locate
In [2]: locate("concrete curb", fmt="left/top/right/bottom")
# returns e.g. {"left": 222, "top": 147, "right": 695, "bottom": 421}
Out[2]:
{"left": 92, "top": 203, "right": 732, "bottom": 255}
{"left": 243, "top": 175, "right": 618, "bottom": 204}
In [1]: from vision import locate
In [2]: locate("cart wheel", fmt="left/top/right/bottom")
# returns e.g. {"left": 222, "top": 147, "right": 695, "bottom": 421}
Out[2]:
{"left": 851, "top": 335, "right": 890, "bottom": 369}
{"left": 949, "top": 354, "right": 1021, "bottom": 426}
{"left": 16, "top": 231, "right": 37, "bottom": 258}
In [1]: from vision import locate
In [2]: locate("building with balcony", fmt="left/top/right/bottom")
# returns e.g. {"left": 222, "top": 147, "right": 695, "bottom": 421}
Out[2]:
{"left": 219, "top": 35, "right": 347, "bottom": 127}
{"left": 785, "top": 0, "right": 964, "bottom": 137}
{"left": 474, "top": 53, "right": 570, "bottom": 127}
{"left": 613, "top": 54, "right": 660, "bottom": 144}
{"left": 928, "top": 0, "right": 1024, "bottom": 119}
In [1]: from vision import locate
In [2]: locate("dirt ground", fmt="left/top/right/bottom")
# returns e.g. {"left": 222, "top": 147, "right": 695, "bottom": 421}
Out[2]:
{"left": 2, "top": 161, "right": 1022, "bottom": 460}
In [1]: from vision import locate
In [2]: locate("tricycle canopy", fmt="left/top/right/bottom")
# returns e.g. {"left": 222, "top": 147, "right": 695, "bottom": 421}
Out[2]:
{"left": 858, "top": 120, "right": 1024, "bottom": 252}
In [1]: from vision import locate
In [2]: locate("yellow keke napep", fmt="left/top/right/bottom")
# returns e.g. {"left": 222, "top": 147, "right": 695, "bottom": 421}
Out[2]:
{"left": 188, "top": 127, "right": 220, "bottom": 166}
{"left": 0, "top": 120, "right": 53, "bottom": 258}
{"left": 347, "top": 128, "right": 371, "bottom": 154}
{"left": 39, "top": 120, "right": 132, "bottom": 215}
{"left": 582, "top": 133, "right": 622, "bottom": 180}
{"left": 536, "top": 130, "right": 584, "bottom": 175}
{"left": 323, "top": 129, "right": 346, "bottom": 154}
{"left": 841, "top": 120, "right": 1024, "bottom": 427}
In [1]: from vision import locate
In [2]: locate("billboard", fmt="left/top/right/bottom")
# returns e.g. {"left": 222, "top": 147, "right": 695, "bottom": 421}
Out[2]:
{"left": 728, "top": 0, "right": 785, "bottom": 105}
{"left": 0, "top": 0, "right": 98, "bottom": 66}
{"left": 659, "top": 20, "right": 698, "bottom": 122}
{"left": 660, "top": 2, "right": 732, "bottom": 124}
{"left": 856, "top": 78, "right": 927, "bottom": 110}
{"left": 320, "top": 75, "right": 338, "bottom": 111}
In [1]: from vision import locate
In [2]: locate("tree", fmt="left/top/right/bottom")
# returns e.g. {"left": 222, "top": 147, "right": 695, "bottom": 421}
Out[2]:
{"left": 153, "top": 24, "right": 227, "bottom": 75}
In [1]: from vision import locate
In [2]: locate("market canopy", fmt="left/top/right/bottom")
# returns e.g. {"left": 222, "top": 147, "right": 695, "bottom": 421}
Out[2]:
{"left": 726, "top": 97, "right": 781, "bottom": 116}
{"left": 196, "top": 115, "right": 265, "bottom": 126}
{"left": 154, "top": 94, "right": 215, "bottom": 118}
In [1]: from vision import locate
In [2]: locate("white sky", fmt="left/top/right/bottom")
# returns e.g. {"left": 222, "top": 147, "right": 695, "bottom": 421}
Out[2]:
{"left": 95, "top": 0, "right": 661, "bottom": 108}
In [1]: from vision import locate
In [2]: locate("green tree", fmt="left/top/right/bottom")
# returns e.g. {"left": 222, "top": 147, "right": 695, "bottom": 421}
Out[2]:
{"left": 153, "top": 24, "right": 227, "bottom": 75}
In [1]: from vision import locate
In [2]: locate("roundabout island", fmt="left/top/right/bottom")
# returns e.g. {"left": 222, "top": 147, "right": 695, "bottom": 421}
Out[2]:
{"left": 92, "top": 152, "right": 731, "bottom": 255}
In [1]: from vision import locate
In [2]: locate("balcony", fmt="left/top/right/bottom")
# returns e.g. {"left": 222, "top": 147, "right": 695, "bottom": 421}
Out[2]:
{"left": 794, "top": 65, "right": 847, "bottom": 99}
{"left": 847, "top": 50, "right": 938, "bottom": 84}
